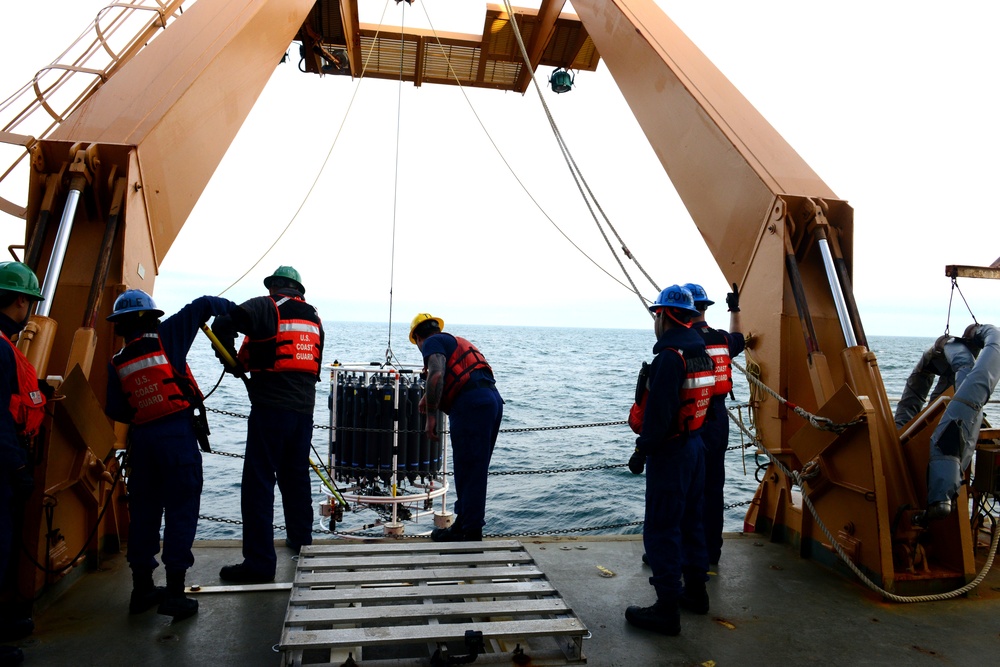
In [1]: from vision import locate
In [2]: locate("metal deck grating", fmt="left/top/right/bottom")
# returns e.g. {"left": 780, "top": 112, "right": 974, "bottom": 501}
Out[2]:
{"left": 280, "top": 540, "right": 588, "bottom": 666}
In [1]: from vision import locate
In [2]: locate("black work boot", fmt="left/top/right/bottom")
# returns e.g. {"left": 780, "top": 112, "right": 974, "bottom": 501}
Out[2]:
{"left": 625, "top": 596, "right": 681, "bottom": 636}
{"left": 679, "top": 576, "right": 709, "bottom": 615}
{"left": 157, "top": 569, "right": 198, "bottom": 621}
{"left": 128, "top": 567, "right": 165, "bottom": 614}
{"left": 431, "top": 525, "right": 482, "bottom": 542}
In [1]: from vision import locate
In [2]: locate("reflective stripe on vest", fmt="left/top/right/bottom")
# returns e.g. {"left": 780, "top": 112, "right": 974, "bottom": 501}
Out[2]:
{"left": 2, "top": 332, "right": 46, "bottom": 437}
{"left": 704, "top": 343, "right": 734, "bottom": 396}
{"left": 238, "top": 296, "right": 321, "bottom": 374}
{"left": 676, "top": 352, "right": 716, "bottom": 434}
{"left": 695, "top": 325, "right": 734, "bottom": 396}
{"left": 113, "top": 333, "right": 198, "bottom": 425}
{"left": 440, "top": 336, "right": 493, "bottom": 412}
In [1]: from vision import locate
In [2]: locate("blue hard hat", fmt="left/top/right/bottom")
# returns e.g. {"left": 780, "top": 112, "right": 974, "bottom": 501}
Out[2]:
{"left": 648, "top": 285, "right": 700, "bottom": 314}
{"left": 683, "top": 283, "right": 714, "bottom": 307}
{"left": 107, "top": 289, "right": 164, "bottom": 321}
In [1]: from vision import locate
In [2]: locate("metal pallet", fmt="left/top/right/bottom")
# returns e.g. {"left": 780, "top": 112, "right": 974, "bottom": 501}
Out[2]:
{"left": 280, "top": 540, "right": 588, "bottom": 666}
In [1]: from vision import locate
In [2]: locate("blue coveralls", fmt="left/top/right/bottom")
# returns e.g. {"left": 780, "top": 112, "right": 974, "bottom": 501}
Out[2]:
{"left": 421, "top": 333, "right": 503, "bottom": 534}
{"left": 0, "top": 313, "right": 28, "bottom": 598}
{"left": 635, "top": 326, "right": 710, "bottom": 601}
{"left": 692, "top": 321, "right": 744, "bottom": 565}
{"left": 214, "top": 289, "right": 323, "bottom": 576}
{"left": 105, "top": 296, "right": 236, "bottom": 573}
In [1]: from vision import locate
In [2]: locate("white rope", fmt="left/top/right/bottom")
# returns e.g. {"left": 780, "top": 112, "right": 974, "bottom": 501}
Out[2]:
{"left": 729, "top": 360, "right": 999, "bottom": 601}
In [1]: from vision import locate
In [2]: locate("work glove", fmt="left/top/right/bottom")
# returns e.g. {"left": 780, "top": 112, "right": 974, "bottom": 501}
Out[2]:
{"left": 37, "top": 378, "right": 55, "bottom": 400}
{"left": 726, "top": 282, "right": 740, "bottom": 312}
{"left": 12, "top": 466, "right": 34, "bottom": 501}
{"left": 210, "top": 317, "right": 242, "bottom": 375}
{"left": 628, "top": 448, "right": 645, "bottom": 475}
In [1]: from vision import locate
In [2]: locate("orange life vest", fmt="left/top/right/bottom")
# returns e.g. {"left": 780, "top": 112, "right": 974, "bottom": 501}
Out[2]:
{"left": 440, "top": 336, "right": 493, "bottom": 412}
{"left": 1, "top": 331, "right": 46, "bottom": 437}
{"left": 697, "top": 326, "right": 734, "bottom": 396}
{"left": 676, "top": 351, "right": 716, "bottom": 433}
{"left": 112, "top": 333, "right": 201, "bottom": 425}
{"left": 238, "top": 296, "right": 321, "bottom": 375}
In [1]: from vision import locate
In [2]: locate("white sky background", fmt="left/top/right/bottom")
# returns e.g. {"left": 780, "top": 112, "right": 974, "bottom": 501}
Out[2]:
{"left": 1, "top": 0, "right": 998, "bottom": 336}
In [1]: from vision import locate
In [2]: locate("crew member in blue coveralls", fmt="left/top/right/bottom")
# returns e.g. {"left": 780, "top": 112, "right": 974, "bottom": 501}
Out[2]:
{"left": 0, "top": 262, "right": 46, "bottom": 667}
{"left": 626, "top": 285, "right": 715, "bottom": 636}
{"left": 409, "top": 314, "right": 503, "bottom": 542}
{"left": 212, "top": 266, "right": 323, "bottom": 583}
{"left": 684, "top": 283, "right": 744, "bottom": 565}
{"left": 106, "top": 288, "right": 236, "bottom": 621}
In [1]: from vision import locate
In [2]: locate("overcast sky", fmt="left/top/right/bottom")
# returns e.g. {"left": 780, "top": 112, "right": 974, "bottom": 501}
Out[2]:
{"left": 1, "top": 1, "right": 997, "bottom": 337}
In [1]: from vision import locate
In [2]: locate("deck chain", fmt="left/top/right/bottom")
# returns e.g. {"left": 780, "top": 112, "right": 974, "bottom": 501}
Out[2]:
{"left": 207, "top": 406, "right": 625, "bottom": 434}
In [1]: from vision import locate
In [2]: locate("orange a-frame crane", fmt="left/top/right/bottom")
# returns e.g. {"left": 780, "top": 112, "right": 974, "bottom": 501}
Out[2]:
{"left": 0, "top": 0, "right": 989, "bottom": 603}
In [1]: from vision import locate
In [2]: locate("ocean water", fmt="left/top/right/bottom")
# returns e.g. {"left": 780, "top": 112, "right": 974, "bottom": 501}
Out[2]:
{"left": 188, "top": 323, "right": 943, "bottom": 540}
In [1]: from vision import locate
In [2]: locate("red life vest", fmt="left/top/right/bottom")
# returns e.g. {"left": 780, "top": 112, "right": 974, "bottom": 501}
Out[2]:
{"left": 238, "top": 296, "right": 321, "bottom": 375}
{"left": 112, "top": 333, "right": 202, "bottom": 425}
{"left": 439, "top": 336, "right": 493, "bottom": 412}
{"left": 628, "top": 361, "right": 650, "bottom": 434}
{"left": 674, "top": 350, "right": 716, "bottom": 434}
{"left": 1, "top": 332, "right": 46, "bottom": 437}
{"left": 696, "top": 326, "right": 734, "bottom": 396}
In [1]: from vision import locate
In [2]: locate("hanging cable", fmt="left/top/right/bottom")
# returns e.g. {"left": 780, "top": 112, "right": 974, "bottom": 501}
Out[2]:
{"left": 499, "top": 0, "right": 658, "bottom": 316}
{"left": 217, "top": 0, "right": 394, "bottom": 297}
{"left": 384, "top": 0, "right": 409, "bottom": 368}
{"left": 416, "top": 1, "right": 643, "bottom": 300}
{"left": 944, "top": 276, "right": 978, "bottom": 336}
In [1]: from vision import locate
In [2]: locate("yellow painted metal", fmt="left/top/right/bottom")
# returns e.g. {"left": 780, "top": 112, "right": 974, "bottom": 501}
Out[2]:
{"left": 16, "top": 316, "right": 57, "bottom": 379}
{"left": 14, "top": 0, "right": 316, "bottom": 599}
{"left": 570, "top": 0, "right": 967, "bottom": 591}
{"left": 16, "top": 364, "right": 120, "bottom": 601}
{"left": 0, "top": 0, "right": 187, "bottom": 221}
{"left": 47, "top": 0, "right": 317, "bottom": 270}
{"left": 5, "top": 0, "right": 972, "bottom": 601}
{"left": 65, "top": 327, "right": 98, "bottom": 381}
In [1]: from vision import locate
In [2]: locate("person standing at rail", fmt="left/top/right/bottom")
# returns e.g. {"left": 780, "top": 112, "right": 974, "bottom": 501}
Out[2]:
{"left": 0, "top": 262, "right": 47, "bottom": 666}
{"left": 211, "top": 266, "right": 323, "bottom": 583}
{"left": 684, "top": 282, "right": 744, "bottom": 566}
{"left": 105, "top": 288, "right": 237, "bottom": 621}
{"left": 409, "top": 314, "right": 503, "bottom": 542}
{"left": 626, "top": 285, "right": 715, "bottom": 636}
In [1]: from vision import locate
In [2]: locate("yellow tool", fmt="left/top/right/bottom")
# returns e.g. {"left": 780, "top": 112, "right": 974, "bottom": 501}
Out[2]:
{"left": 310, "top": 457, "right": 347, "bottom": 508}
{"left": 200, "top": 324, "right": 246, "bottom": 380}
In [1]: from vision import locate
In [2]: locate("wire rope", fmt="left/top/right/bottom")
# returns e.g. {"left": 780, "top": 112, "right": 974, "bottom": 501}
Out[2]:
{"left": 216, "top": 0, "right": 394, "bottom": 297}
{"left": 944, "top": 276, "right": 978, "bottom": 336}
{"left": 499, "top": 0, "right": 657, "bottom": 315}
{"left": 415, "top": 1, "right": 642, "bottom": 298}
{"left": 383, "top": 0, "right": 409, "bottom": 367}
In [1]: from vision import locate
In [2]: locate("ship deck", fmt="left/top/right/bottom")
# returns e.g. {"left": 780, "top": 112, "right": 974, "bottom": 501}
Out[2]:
{"left": 14, "top": 532, "right": 1000, "bottom": 666}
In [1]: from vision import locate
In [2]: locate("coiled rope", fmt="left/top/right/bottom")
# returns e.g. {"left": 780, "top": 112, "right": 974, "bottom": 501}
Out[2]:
{"left": 727, "top": 353, "right": 1000, "bottom": 601}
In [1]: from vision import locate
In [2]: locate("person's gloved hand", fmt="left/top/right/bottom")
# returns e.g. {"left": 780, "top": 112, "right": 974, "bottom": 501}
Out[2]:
{"left": 628, "top": 448, "right": 645, "bottom": 475}
{"left": 726, "top": 282, "right": 740, "bottom": 312}
{"left": 37, "top": 379, "right": 55, "bottom": 400}
{"left": 12, "top": 466, "right": 34, "bottom": 500}
{"left": 215, "top": 345, "right": 242, "bottom": 376}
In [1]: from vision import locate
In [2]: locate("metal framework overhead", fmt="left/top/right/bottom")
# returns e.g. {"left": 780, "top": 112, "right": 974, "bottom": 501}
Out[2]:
{"left": 295, "top": 1, "right": 600, "bottom": 90}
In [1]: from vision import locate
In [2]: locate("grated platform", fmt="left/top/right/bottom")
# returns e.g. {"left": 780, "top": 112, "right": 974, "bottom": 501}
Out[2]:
{"left": 280, "top": 539, "right": 588, "bottom": 666}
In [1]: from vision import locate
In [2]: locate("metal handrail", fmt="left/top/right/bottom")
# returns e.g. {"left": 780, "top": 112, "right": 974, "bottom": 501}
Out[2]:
{"left": 0, "top": 0, "right": 187, "bottom": 218}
